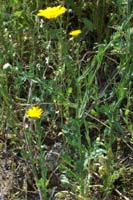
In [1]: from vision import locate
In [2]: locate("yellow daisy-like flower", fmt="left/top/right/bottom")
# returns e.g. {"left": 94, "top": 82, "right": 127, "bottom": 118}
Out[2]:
{"left": 69, "top": 29, "right": 82, "bottom": 37}
{"left": 37, "top": 5, "right": 67, "bottom": 19}
{"left": 26, "top": 106, "right": 43, "bottom": 119}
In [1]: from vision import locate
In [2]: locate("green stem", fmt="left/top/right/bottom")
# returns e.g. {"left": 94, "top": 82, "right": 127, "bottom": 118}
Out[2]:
{"left": 127, "top": 0, "right": 133, "bottom": 55}
{"left": 36, "top": 122, "right": 47, "bottom": 199}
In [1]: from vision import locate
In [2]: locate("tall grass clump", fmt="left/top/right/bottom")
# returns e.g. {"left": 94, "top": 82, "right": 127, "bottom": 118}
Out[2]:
{"left": 0, "top": 0, "right": 132, "bottom": 200}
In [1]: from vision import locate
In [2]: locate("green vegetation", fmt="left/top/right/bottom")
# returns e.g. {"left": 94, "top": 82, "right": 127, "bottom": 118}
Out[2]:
{"left": 0, "top": 0, "right": 132, "bottom": 200}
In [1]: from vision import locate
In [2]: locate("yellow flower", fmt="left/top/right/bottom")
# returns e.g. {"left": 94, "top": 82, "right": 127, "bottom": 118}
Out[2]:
{"left": 26, "top": 106, "right": 43, "bottom": 119}
{"left": 37, "top": 5, "right": 67, "bottom": 19}
{"left": 69, "top": 29, "right": 82, "bottom": 37}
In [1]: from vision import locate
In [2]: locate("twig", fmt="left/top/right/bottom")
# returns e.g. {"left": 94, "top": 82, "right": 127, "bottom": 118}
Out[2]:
{"left": 0, "top": 175, "right": 4, "bottom": 200}
{"left": 48, "top": 166, "right": 59, "bottom": 183}
{"left": 115, "top": 189, "right": 129, "bottom": 200}
{"left": 85, "top": 112, "right": 111, "bottom": 129}
{"left": 123, "top": 139, "right": 133, "bottom": 152}
{"left": 13, "top": 186, "right": 38, "bottom": 194}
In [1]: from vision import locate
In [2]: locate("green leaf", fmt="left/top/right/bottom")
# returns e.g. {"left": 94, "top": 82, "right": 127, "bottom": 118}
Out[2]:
{"left": 14, "top": 10, "right": 23, "bottom": 17}
{"left": 60, "top": 174, "right": 70, "bottom": 185}
{"left": 82, "top": 18, "right": 94, "bottom": 32}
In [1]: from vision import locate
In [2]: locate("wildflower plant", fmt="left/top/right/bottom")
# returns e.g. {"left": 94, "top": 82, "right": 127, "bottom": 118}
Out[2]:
{"left": 24, "top": 105, "right": 47, "bottom": 199}
{"left": 37, "top": 5, "right": 67, "bottom": 19}
{"left": 26, "top": 106, "right": 43, "bottom": 119}
{"left": 69, "top": 29, "right": 82, "bottom": 37}
{"left": 0, "top": 1, "right": 132, "bottom": 200}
